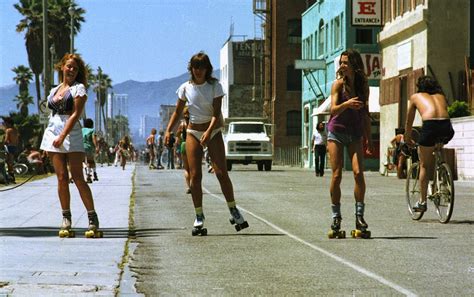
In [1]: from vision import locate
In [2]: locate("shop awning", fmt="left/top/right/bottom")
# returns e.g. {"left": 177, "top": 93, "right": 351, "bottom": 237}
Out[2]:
{"left": 312, "top": 86, "right": 380, "bottom": 116}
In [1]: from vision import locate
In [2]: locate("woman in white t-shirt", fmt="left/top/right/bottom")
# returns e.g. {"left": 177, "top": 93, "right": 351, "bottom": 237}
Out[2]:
{"left": 165, "top": 52, "right": 249, "bottom": 235}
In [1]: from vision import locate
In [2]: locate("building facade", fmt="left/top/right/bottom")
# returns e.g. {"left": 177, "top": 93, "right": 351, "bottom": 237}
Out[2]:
{"left": 220, "top": 38, "right": 265, "bottom": 122}
{"left": 139, "top": 115, "right": 160, "bottom": 140}
{"left": 301, "top": 0, "right": 382, "bottom": 169}
{"left": 107, "top": 93, "right": 129, "bottom": 119}
{"left": 378, "top": 0, "right": 469, "bottom": 173}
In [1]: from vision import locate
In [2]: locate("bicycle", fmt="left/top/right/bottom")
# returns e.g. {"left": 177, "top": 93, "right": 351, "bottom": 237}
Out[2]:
{"left": 404, "top": 138, "right": 455, "bottom": 223}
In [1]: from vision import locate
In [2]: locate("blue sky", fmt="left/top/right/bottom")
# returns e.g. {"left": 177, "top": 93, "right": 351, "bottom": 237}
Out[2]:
{"left": 0, "top": 0, "right": 256, "bottom": 87}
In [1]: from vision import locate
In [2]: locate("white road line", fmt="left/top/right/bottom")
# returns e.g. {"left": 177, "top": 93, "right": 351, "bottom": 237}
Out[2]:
{"left": 204, "top": 187, "right": 418, "bottom": 297}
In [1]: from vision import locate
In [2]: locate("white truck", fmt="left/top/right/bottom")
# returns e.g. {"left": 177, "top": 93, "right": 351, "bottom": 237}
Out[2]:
{"left": 224, "top": 121, "right": 273, "bottom": 171}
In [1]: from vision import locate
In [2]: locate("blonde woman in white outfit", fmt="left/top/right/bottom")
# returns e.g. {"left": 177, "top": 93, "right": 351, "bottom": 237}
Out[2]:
{"left": 40, "top": 54, "right": 101, "bottom": 239}
{"left": 165, "top": 52, "right": 249, "bottom": 236}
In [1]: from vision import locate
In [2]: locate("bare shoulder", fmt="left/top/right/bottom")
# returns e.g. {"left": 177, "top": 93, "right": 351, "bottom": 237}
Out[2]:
{"left": 331, "top": 78, "right": 344, "bottom": 91}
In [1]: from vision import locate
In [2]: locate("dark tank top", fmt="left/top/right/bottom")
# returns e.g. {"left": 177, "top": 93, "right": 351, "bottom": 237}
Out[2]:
{"left": 48, "top": 88, "right": 74, "bottom": 115}
{"left": 327, "top": 88, "right": 365, "bottom": 137}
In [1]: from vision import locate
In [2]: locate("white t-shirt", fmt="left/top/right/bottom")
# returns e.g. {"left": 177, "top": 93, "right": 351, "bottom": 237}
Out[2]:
{"left": 176, "top": 80, "right": 225, "bottom": 124}
{"left": 312, "top": 129, "right": 328, "bottom": 146}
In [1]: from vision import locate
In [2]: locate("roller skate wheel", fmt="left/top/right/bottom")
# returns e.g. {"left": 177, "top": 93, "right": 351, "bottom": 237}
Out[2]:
{"left": 97, "top": 231, "right": 104, "bottom": 238}
{"left": 339, "top": 230, "right": 346, "bottom": 238}
{"left": 361, "top": 230, "right": 371, "bottom": 239}
{"left": 351, "top": 230, "right": 362, "bottom": 238}
{"left": 201, "top": 228, "right": 208, "bottom": 236}
{"left": 59, "top": 230, "right": 68, "bottom": 238}
{"left": 85, "top": 230, "right": 96, "bottom": 238}
{"left": 328, "top": 230, "right": 336, "bottom": 239}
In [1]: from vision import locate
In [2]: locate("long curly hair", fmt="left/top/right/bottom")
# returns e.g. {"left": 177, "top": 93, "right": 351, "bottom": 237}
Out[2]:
{"left": 339, "top": 49, "right": 368, "bottom": 102}
{"left": 56, "top": 53, "right": 88, "bottom": 88}
{"left": 416, "top": 75, "right": 444, "bottom": 95}
{"left": 187, "top": 51, "right": 217, "bottom": 84}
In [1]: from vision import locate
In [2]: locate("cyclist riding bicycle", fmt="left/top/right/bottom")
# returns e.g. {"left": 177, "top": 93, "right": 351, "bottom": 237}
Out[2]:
{"left": 404, "top": 76, "right": 455, "bottom": 212}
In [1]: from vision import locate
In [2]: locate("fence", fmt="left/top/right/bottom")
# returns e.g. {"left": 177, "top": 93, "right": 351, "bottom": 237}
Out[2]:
{"left": 273, "top": 146, "right": 302, "bottom": 167}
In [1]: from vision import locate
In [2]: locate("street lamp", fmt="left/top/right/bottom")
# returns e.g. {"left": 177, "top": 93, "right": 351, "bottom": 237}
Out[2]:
{"left": 68, "top": 4, "right": 75, "bottom": 54}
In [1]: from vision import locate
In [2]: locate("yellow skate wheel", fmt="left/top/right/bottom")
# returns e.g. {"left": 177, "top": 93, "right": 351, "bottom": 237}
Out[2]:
{"left": 351, "top": 230, "right": 362, "bottom": 238}
{"left": 85, "top": 230, "right": 95, "bottom": 238}
{"left": 97, "top": 231, "right": 103, "bottom": 238}
{"left": 69, "top": 230, "right": 76, "bottom": 238}
{"left": 59, "top": 230, "right": 68, "bottom": 238}
{"left": 328, "top": 230, "right": 336, "bottom": 239}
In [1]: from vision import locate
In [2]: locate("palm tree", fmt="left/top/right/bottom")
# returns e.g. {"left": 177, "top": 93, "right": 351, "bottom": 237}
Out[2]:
{"left": 14, "top": 0, "right": 86, "bottom": 110}
{"left": 14, "top": 0, "right": 43, "bottom": 110}
{"left": 93, "top": 68, "right": 113, "bottom": 133}
{"left": 12, "top": 65, "right": 33, "bottom": 94}
{"left": 14, "top": 91, "right": 34, "bottom": 117}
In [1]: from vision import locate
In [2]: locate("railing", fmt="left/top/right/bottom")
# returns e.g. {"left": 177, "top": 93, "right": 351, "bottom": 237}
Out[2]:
{"left": 273, "top": 146, "right": 301, "bottom": 167}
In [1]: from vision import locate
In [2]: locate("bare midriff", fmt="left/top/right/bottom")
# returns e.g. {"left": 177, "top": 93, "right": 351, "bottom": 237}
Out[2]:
{"left": 188, "top": 121, "right": 222, "bottom": 131}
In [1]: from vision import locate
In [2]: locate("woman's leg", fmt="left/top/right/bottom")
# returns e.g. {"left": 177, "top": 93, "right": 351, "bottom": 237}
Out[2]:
{"left": 207, "top": 133, "right": 235, "bottom": 203}
{"left": 50, "top": 152, "right": 71, "bottom": 210}
{"left": 347, "top": 139, "right": 365, "bottom": 203}
{"left": 68, "top": 152, "right": 95, "bottom": 211}
{"left": 327, "top": 140, "right": 344, "bottom": 205}
{"left": 185, "top": 135, "right": 204, "bottom": 208}
{"left": 182, "top": 152, "right": 190, "bottom": 190}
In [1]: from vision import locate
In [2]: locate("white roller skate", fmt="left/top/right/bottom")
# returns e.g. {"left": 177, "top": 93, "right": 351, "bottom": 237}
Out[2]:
{"left": 229, "top": 207, "right": 249, "bottom": 232}
{"left": 58, "top": 210, "right": 75, "bottom": 238}
{"left": 191, "top": 214, "right": 207, "bottom": 236}
{"left": 85, "top": 211, "right": 103, "bottom": 238}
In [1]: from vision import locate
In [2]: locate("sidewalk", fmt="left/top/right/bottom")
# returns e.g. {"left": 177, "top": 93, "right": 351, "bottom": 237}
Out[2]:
{"left": 0, "top": 164, "right": 137, "bottom": 296}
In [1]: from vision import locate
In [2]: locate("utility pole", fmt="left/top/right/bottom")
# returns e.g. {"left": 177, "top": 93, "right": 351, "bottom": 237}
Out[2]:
{"left": 42, "top": 0, "right": 50, "bottom": 105}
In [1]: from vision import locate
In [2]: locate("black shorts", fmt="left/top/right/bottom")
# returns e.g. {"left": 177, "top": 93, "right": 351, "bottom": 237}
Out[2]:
{"left": 418, "top": 119, "right": 454, "bottom": 147}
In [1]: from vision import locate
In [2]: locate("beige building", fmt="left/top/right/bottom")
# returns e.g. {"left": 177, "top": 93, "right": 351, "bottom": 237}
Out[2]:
{"left": 378, "top": 0, "right": 469, "bottom": 172}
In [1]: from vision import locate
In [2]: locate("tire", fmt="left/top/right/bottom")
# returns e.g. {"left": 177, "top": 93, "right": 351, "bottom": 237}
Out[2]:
{"left": 264, "top": 160, "right": 272, "bottom": 171}
{"left": 226, "top": 160, "right": 232, "bottom": 171}
{"left": 13, "top": 163, "right": 29, "bottom": 176}
{"left": 406, "top": 162, "right": 423, "bottom": 220}
{"left": 257, "top": 162, "right": 263, "bottom": 171}
{"left": 433, "top": 163, "right": 454, "bottom": 224}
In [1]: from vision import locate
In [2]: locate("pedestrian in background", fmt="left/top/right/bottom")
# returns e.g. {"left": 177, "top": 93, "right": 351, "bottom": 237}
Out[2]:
{"left": 82, "top": 118, "right": 99, "bottom": 183}
{"left": 39, "top": 53, "right": 101, "bottom": 238}
{"left": 2, "top": 117, "right": 19, "bottom": 183}
{"left": 326, "top": 49, "right": 373, "bottom": 238}
{"left": 146, "top": 128, "right": 157, "bottom": 169}
{"left": 156, "top": 130, "right": 164, "bottom": 169}
{"left": 311, "top": 121, "right": 327, "bottom": 177}
{"left": 166, "top": 132, "right": 175, "bottom": 169}
{"left": 164, "top": 51, "right": 248, "bottom": 235}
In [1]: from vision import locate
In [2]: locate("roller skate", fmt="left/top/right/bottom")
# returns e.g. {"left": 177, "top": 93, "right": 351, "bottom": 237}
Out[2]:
{"left": 328, "top": 216, "right": 346, "bottom": 239}
{"left": 191, "top": 214, "right": 207, "bottom": 236}
{"left": 93, "top": 172, "right": 99, "bottom": 181}
{"left": 86, "top": 174, "right": 93, "bottom": 183}
{"left": 85, "top": 211, "right": 103, "bottom": 238}
{"left": 351, "top": 215, "right": 371, "bottom": 239}
{"left": 229, "top": 207, "right": 249, "bottom": 232}
{"left": 58, "top": 210, "right": 75, "bottom": 238}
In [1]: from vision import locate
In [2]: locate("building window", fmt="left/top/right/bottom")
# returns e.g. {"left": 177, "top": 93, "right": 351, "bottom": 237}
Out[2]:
{"left": 333, "top": 16, "right": 341, "bottom": 50}
{"left": 286, "top": 110, "right": 301, "bottom": 136}
{"left": 287, "top": 65, "right": 302, "bottom": 91}
{"left": 318, "top": 19, "right": 325, "bottom": 56}
{"left": 355, "top": 28, "right": 373, "bottom": 44}
{"left": 287, "top": 19, "right": 301, "bottom": 44}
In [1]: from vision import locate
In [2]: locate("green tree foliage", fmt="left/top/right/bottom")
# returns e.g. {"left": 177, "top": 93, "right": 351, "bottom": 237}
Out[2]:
{"left": 448, "top": 100, "right": 471, "bottom": 118}
{"left": 14, "top": 92, "right": 34, "bottom": 117}
{"left": 12, "top": 65, "right": 33, "bottom": 93}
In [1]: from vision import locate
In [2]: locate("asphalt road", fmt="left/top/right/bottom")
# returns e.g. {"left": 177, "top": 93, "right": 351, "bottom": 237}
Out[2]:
{"left": 130, "top": 164, "right": 474, "bottom": 296}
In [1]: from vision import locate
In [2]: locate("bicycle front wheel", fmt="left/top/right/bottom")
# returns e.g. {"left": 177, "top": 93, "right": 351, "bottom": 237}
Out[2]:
{"left": 406, "top": 162, "right": 423, "bottom": 220}
{"left": 13, "top": 163, "right": 29, "bottom": 176}
{"left": 433, "top": 163, "right": 455, "bottom": 223}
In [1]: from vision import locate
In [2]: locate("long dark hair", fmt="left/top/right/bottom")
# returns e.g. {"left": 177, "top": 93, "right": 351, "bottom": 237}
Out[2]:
{"left": 417, "top": 75, "right": 444, "bottom": 95}
{"left": 56, "top": 53, "right": 88, "bottom": 88}
{"left": 340, "top": 49, "right": 368, "bottom": 103}
{"left": 187, "top": 51, "right": 217, "bottom": 84}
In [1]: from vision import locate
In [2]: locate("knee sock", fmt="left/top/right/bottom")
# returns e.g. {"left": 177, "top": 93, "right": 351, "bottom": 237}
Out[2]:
{"left": 355, "top": 202, "right": 365, "bottom": 216}
{"left": 195, "top": 207, "right": 203, "bottom": 216}
{"left": 227, "top": 201, "right": 236, "bottom": 209}
{"left": 331, "top": 203, "right": 341, "bottom": 218}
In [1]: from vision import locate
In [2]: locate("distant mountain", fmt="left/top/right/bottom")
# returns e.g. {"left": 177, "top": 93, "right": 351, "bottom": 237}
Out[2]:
{"left": 0, "top": 70, "right": 220, "bottom": 135}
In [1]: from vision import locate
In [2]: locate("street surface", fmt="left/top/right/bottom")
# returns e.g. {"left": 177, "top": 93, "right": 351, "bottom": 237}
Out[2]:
{"left": 0, "top": 163, "right": 472, "bottom": 296}
{"left": 131, "top": 164, "right": 473, "bottom": 296}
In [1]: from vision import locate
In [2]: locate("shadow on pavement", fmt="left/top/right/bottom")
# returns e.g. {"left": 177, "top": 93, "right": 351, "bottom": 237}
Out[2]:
{"left": 202, "top": 233, "right": 285, "bottom": 237}
{"left": 372, "top": 236, "right": 437, "bottom": 240}
{"left": 448, "top": 220, "right": 474, "bottom": 225}
{"left": 0, "top": 226, "right": 132, "bottom": 238}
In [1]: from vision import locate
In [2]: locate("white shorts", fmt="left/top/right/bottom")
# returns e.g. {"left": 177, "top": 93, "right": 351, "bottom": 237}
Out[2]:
{"left": 40, "top": 114, "right": 85, "bottom": 153}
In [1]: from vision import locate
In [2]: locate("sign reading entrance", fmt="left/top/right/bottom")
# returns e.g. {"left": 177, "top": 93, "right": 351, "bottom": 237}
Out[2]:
{"left": 352, "top": 0, "right": 382, "bottom": 26}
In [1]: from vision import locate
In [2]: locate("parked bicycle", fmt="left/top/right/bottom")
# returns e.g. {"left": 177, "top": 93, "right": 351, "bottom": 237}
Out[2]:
{"left": 0, "top": 147, "right": 29, "bottom": 184}
{"left": 404, "top": 138, "right": 455, "bottom": 223}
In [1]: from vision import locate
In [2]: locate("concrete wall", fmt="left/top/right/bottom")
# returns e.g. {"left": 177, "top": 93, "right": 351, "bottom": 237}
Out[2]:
{"left": 445, "top": 116, "right": 474, "bottom": 180}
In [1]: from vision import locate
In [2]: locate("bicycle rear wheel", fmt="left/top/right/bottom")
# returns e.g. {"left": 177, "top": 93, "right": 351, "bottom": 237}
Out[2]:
{"left": 13, "top": 163, "right": 29, "bottom": 176}
{"left": 406, "top": 162, "right": 423, "bottom": 220}
{"left": 433, "top": 163, "right": 454, "bottom": 223}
